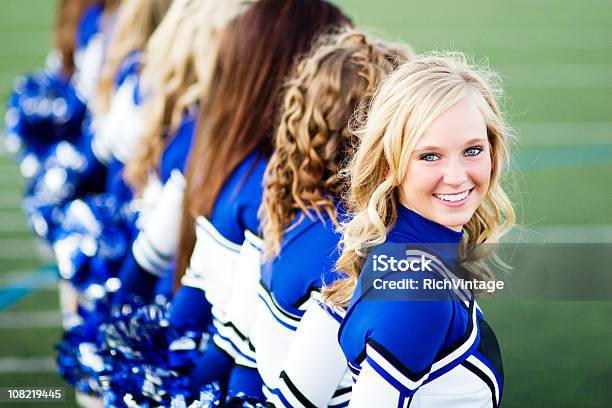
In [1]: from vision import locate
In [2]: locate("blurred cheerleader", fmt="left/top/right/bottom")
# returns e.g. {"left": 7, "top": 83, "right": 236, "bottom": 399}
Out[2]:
{"left": 26, "top": 0, "right": 172, "bottom": 260}
{"left": 3, "top": 0, "right": 110, "bottom": 176}
{"left": 52, "top": 0, "right": 177, "bottom": 402}
{"left": 169, "top": 0, "right": 350, "bottom": 400}
{"left": 55, "top": 2, "right": 253, "bottom": 406}
{"left": 60, "top": 0, "right": 173, "bottom": 199}
{"left": 71, "top": 0, "right": 120, "bottom": 105}
{"left": 51, "top": 0, "right": 173, "bottom": 302}
{"left": 225, "top": 29, "right": 411, "bottom": 407}
{"left": 324, "top": 54, "right": 515, "bottom": 407}
{"left": 90, "top": 0, "right": 174, "bottom": 169}
{"left": 20, "top": 0, "right": 169, "bottom": 343}
{"left": 52, "top": 0, "right": 98, "bottom": 77}
{"left": 114, "top": 0, "right": 248, "bottom": 304}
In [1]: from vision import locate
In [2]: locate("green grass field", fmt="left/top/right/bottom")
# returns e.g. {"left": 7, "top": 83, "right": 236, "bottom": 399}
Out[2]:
{"left": 1, "top": 0, "right": 611, "bottom": 406}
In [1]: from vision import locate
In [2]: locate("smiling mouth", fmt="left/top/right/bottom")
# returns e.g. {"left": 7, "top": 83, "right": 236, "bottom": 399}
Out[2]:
{"left": 432, "top": 188, "right": 473, "bottom": 204}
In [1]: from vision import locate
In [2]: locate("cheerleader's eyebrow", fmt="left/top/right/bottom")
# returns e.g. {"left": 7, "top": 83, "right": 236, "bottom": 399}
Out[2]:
{"left": 463, "top": 137, "right": 487, "bottom": 146}
{"left": 413, "top": 146, "right": 442, "bottom": 153}
{"left": 415, "top": 137, "right": 487, "bottom": 153}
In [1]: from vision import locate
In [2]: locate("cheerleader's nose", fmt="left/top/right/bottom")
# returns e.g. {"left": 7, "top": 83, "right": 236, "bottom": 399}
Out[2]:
{"left": 442, "top": 157, "right": 469, "bottom": 187}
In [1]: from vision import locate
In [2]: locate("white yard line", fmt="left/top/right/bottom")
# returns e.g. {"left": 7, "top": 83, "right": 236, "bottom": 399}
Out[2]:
{"left": 504, "top": 224, "right": 612, "bottom": 243}
{"left": 0, "top": 310, "right": 60, "bottom": 328}
{"left": 0, "top": 201, "right": 21, "bottom": 211}
{"left": 0, "top": 216, "right": 28, "bottom": 233}
{"left": 0, "top": 267, "right": 56, "bottom": 288}
{"left": 0, "top": 238, "right": 52, "bottom": 261}
{"left": 0, "top": 168, "right": 21, "bottom": 182}
{"left": 1, "top": 268, "right": 48, "bottom": 284}
{"left": 0, "top": 357, "right": 56, "bottom": 374}
{"left": 0, "top": 239, "right": 38, "bottom": 260}
{"left": 515, "top": 122, "right": 612, "bottom": 147}
{"left": 404, "top": 27, "right": 612, "bottom": 51}
{"left": 0, "top": 190, "right": 23, "bottom": 201}
{"left": 497, "top": 63, "right": 612, "bottom": 88}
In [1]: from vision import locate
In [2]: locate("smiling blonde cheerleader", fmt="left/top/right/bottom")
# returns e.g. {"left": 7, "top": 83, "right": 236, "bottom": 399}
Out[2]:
{"left": 324, "top": 53, "right": 515, "bottom": 408}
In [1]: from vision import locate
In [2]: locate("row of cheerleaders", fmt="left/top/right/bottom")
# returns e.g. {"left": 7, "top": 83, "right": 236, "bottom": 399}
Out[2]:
{"left": 4, "top": 0, "right": 507, "bottom": 407}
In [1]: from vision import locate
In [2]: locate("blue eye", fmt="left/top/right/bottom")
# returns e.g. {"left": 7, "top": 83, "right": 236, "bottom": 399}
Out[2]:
{"left": 420, "top": 153, "right": 439, "bottom": 162}
{"left": 465, "top": 146, "right": 483, "bottom": 157}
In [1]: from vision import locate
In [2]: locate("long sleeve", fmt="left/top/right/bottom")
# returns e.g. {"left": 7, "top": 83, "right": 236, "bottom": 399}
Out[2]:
{"left": 268, "top": 300, "right": 351, "bottom": 408}
{"left": 132, "top": 170, "right": 185, "bottom": 276}
{"left": 114, "top": 170, "right": 185, "bottom": 303}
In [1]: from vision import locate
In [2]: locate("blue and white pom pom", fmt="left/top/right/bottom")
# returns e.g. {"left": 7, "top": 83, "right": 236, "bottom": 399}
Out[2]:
{"left": 56, "top": 278, "right": 121, "bottom": 395}
{"left": 4, "top": 69, "right": 85, "bottom": 161}
{"left": 170, "top": 382, "right": 222, "bottom": 408}
{"left": 100, "top": 295, "right": 208, "bottom": 407}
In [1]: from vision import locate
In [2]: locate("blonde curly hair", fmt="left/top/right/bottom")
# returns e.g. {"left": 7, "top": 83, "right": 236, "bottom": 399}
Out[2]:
{"left": 260, "top": 28, "right": 413, "bottom": 259}
{"left": 123, "top": 0, "right": 247, "bottom": 192}
{"left": 323, "top": 52, "right": 516, "bottom": 307}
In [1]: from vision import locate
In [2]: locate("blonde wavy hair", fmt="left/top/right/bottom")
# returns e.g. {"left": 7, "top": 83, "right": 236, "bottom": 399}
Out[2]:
{"left": 124, "top": 0, "right": 248, "bottom": 192}
{"left": 261, "top": 28, "right": 413, "bottom": 259}
{"left": 95, "top": 0, "right": 172, "bottom": 114}
{"left": 323, "top": 52, "right": 516, "bottom": 307}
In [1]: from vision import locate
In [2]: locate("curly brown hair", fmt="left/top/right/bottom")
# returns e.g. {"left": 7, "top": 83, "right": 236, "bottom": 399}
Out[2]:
{"left": 260, "top": 28, "right": 413, "bottom": 259}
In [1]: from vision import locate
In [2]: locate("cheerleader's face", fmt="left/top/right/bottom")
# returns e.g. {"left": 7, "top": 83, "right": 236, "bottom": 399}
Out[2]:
{"left": 400, "top": 97, "right": 491, "bottom": 231}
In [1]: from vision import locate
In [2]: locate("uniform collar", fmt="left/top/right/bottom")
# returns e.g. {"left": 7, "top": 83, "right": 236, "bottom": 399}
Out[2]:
{"left": 388, "top": 203, "right": 464, "bottom": 265}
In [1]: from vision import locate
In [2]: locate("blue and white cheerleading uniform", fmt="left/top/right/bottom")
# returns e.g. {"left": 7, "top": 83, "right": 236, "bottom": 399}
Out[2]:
{"left": 50, "top": 54, "right": 144, "bottom": 284}
{"left": 90, "top": 50, "right": 144, "bottom": 168}
{"left": 91, "top": 50, "right": 143, "bottom": 206}
{"left": 21, "top": 42, "right": 141, "bottom": 249}
{"left": 116, "top": 111, "right": 197, "bottom": 302}
{"left": 248, "top": 205, "right": 353, "bottom": 407}
{"left": 339, "top": 205, "right": 504, "bottom": 408}
{"left": 73, "top": 3, "right": 110, "bottom": 104}
{"left": 170, "top": 150, "right": 267, "bottom": 390}
{"left": 38, "top": 6, "right": 132, "bottom": 204}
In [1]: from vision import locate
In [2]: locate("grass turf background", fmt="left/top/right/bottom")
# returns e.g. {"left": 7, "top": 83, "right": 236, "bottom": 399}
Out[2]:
{"left": 0, "top": 0, "right": 611, "bottom": 406}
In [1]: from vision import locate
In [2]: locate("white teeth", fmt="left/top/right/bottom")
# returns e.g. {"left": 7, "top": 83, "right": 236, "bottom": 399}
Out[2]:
{"left": 434, "top": 190, "right": 470, "bottom": 202}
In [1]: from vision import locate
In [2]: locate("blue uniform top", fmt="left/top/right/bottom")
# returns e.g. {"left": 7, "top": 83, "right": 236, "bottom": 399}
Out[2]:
{"left": 243, "top": 201, "right": 350, "bottom": 405}
{"left": 102, "top": 52, "right": 143, "bottom": 199}
{"left": 261, "top": 202, "right": 344, "bottom": 319}
{"left": 208, "top": 150, "right": 267, "bottom": 242}
{"left": 169, "top": 150, "right": 268, "bottom": 331}
{"left": 76, "top": 3, "right": 104, "bottom": 50}
{"left": 114, "top": 111, "right": 198, "bottom": 304}
{"left": 105, "top": 159, "right": 132, "bottom": 204}
{"left": 339, "top": 204, "right": 504, "bottom": 407}
{"left": 114, "top": 50, "right": 142, "bottom": 89}
{"left": 175, "top": 150, "right": 269, "bottom": 396}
